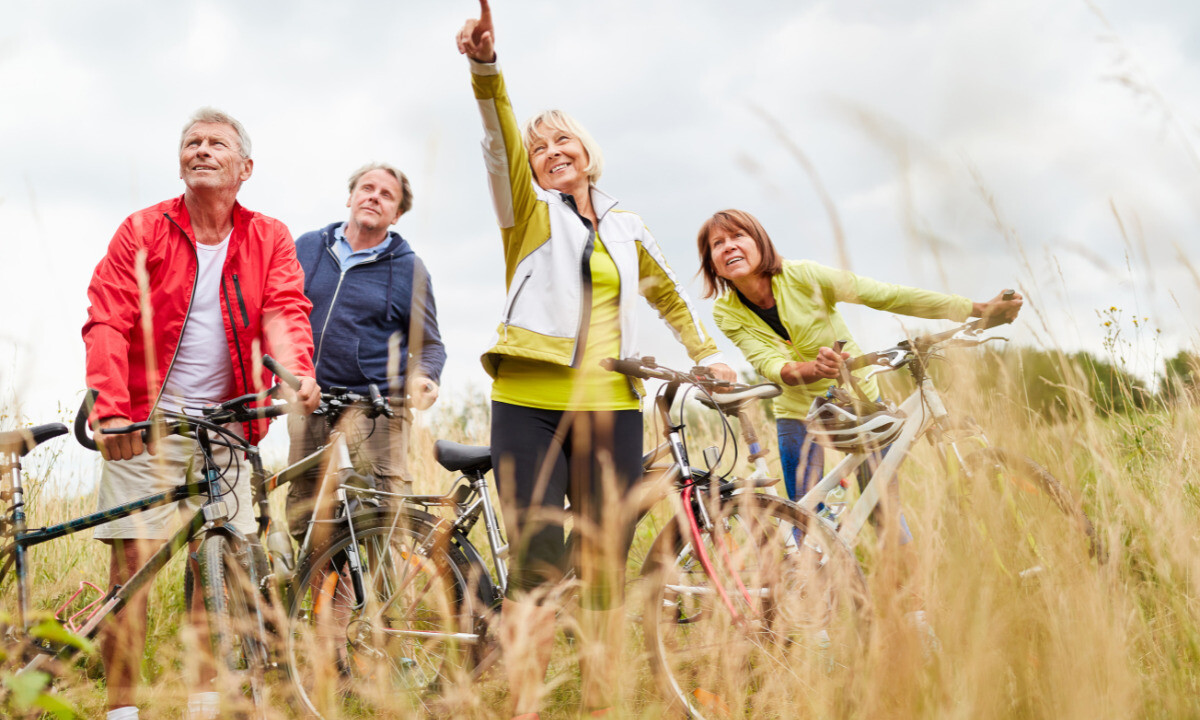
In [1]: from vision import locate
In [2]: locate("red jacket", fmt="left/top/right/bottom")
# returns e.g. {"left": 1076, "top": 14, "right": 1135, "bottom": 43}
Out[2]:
{"left": 83, "top": 195, "right": 314, "bottom": 444}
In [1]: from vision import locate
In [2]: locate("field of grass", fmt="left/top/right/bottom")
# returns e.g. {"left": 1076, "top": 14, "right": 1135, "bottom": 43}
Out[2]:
{"left": 2, "top": 349, "right": 1198, "bottom": 719}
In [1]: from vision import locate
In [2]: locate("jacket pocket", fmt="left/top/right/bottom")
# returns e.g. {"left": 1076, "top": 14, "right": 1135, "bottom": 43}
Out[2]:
{"left": 503, "top": 272, "right": 532, "bottom": 327}
{"left": 314, "top": 331, "right": 369, "bottom": 388}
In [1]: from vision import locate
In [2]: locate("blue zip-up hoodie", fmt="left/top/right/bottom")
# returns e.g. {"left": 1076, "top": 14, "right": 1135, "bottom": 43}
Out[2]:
{"left": 295, "top": 222, "right": 445, "bottom": 396}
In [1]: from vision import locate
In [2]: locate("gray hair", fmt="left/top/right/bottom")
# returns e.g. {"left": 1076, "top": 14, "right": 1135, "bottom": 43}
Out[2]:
{"left": 347, "top": 162, "right": 413, "bottom": 216}
{"left": 180, "top": 107, "right": 252, "bottom": 159}
{"left": 521, "top": 109, "right": 604, "bottom": 185}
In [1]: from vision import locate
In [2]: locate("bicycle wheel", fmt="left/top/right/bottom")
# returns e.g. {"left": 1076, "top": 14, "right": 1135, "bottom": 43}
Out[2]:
{"left": 963, "top": 448, "right": 1100, "bottom": 577}
{"left": 641, "top": 491, "right": 869, "bottom": 719}
{"left": 285, "top": 510, "right": 479, "bottom": 718}
{"left": 196, "top": 533, "right": 270, "bottom": 719}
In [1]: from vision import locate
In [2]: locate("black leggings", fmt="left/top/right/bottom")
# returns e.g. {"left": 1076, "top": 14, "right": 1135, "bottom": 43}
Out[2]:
{"left": 490, "top": 401, "right": 643, "bottom": 609}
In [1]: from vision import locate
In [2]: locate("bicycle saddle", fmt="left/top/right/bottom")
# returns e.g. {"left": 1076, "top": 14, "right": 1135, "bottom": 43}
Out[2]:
{"left": 0, "top": 423, "right": 68, "bottom": 457}
{"left": 695, "top": 383, "right": 782, "bottom": 415}
{"left": 434, "top": 439, "right": 493, "bottom": 475}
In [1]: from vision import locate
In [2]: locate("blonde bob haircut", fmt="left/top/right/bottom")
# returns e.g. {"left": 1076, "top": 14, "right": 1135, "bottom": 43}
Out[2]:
{"left": 521, "top": 109, "right": 605, "bottom": 186}
{"left": 695, "top": 209, "right": 784, "bottom": 299}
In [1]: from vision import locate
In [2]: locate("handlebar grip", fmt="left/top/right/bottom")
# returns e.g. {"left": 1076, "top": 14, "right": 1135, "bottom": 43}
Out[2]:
{"left": 263, "top": 355, "right": 301, "bottom": 390}
{"left": 600, "top": 357, "right": 650, "bottom": 379}
{"left": 1002, "top": 289, "right": 1015, "bottom": 301}
{"left": 245, "top": 404, "right": 290, "bottom": 421}
{"left": 368, "top": 383, "right": 393, "bottom": 418}
{"left": 74, "top": 388, "right": 99, "bottom": 452}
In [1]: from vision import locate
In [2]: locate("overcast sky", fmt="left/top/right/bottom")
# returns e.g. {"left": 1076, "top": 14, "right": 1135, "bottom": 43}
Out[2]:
{"left": 2, "top": 0, "right": 1198, "bottom": 453}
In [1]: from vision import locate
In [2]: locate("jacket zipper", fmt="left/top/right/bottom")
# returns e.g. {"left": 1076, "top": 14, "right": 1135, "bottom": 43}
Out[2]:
{"left": 232, "top": 274, "right": 250, "bottom": 327}
{"left": 571, "top": 231, "right": 595, "bottom": 368}
{"left": 312, "top": 242, "right": 392, "bottom": 370}
{"left": 562, "top": 195, "right": 596, "bottom": 368}
{"left": 221, "top": 276, "right": 250, "bottom": 395}
{"left": 152, "top": 214, "right": 201, "bottom": 415}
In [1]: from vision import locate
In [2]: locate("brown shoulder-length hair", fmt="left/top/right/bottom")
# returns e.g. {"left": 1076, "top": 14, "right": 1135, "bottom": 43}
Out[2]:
{"left": 695, "top": 209, "right": 784, "bottom": 299}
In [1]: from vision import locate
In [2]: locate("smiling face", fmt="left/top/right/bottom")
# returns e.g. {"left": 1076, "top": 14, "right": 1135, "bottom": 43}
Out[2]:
{"left": 178, "top": 121, "right": 252, "bottom": 193}
{"left": 708, "top": 226, "right": 764, "bottom": 283}
{"left": 346, "top": 168, "right": 404, "bottom": 231}
{"left": 527, "top": 122, "right": 591, "bottom": 197}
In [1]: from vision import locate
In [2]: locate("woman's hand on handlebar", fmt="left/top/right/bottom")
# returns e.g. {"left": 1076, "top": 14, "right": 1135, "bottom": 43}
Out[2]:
{"left": 972, "top": 289, "right": 1023, "bottom": 327}
{"left": 95, "top": 416, "right": 150, "bottom": 461}
{"left": 707, "top": 362, "right": 737, "bottom": 383}
{"left": 457, "top": 0, "right": 496, "bottom": 63}
{"left": 780, "top": 346, "right": 849, "bottom": 386}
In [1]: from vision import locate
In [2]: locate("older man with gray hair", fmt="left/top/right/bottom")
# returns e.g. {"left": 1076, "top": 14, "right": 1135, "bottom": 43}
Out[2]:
{"left": 287, "top": 162, "right": 445, "bottom": 535}
{"left": 83, "top": 107, "right": 320, "bottom": 720}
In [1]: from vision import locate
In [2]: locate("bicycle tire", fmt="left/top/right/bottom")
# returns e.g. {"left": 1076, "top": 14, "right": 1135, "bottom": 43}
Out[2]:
{"left": 963, "top": 448, "right": 1101, "bottom": 576}
{"left": 641, "top": 491, "right": 869, "bottom": 719}
{"left": 196, "top": 533, "right": 270, "bottom": 719}
{"left": 284, "top": 509, "right": 481, "bottom": 718}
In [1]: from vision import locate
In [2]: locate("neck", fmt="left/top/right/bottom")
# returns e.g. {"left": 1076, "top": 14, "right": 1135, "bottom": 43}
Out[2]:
{"left": 734, "top": 273, "right": 774, "bottom": 308}
{"left": 344, "top": 220, "right": 389, "bottom": 252}
{"left": 183, "top": 189, "right": 238, "bottom": 245}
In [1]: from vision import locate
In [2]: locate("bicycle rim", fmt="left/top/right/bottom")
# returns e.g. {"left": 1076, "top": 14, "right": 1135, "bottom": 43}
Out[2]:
{"left": 285, "top": 512, "right": 476, "bottom": 717}
{"left": 197, "top": 534, "right": 270, "bottom": 719}
{"left": 642, "top": 491, "right": 869, "bottom": 719}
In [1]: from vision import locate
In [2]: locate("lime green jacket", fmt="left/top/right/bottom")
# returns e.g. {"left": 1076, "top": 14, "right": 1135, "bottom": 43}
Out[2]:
{"left": 469, "top": 59, "right": 722, "bottom": 382}
{"left": 713, "top": 260, "right": 972, "bottom": 419}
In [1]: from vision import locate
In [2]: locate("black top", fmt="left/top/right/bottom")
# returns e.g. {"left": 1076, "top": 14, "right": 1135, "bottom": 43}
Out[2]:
{"left": 735, "top": 289, "right": 790, "bottom": 342}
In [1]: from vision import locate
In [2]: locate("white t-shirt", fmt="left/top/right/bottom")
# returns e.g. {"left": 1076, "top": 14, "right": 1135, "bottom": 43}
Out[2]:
{"left": 159, "top": 234, "right": 236, "bottom": 413}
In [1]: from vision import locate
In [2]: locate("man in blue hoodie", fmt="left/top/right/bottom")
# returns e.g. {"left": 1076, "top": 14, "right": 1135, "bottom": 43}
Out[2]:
{"left": 288, "top": 162, "right": 446, "bottom": 533}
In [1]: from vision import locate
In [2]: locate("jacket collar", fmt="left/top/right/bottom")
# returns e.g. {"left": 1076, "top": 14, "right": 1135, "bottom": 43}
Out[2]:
{"left": 319, "top": 221, "right": 410, "bottom": 259}
{"left": 554, "top": 185, "right": 620, "bottom": 224}
{"left": 163, "top": 194, "right": 250, "bottom": 251}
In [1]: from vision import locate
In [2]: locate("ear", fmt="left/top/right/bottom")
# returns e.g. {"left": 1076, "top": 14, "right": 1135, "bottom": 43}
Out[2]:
{"left": 390, "top": 210, "right": 404, "bottom": 225}
{"left": 239, "top": 158, "right": 254, "bottom": 183}
{"left": 346, "top": 195, "right": 353, "bottom": 209}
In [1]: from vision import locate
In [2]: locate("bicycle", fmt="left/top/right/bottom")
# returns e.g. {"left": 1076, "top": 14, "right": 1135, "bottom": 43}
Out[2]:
{"left": 0, "top": 364, "right": 301, "bottom": 717}
{"left": 303, "top": 358, "right": 869, "bottom": 719}
{"left": 793, "top": 312, "right": 1100, "bottom": 582}
{"left": 0, "top": 356, "right": 443, "bottom": 718}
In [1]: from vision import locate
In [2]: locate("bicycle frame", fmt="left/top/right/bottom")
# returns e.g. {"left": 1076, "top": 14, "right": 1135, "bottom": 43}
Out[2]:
{"left": 795, "top": 356, "right": 984, "bottom": 547}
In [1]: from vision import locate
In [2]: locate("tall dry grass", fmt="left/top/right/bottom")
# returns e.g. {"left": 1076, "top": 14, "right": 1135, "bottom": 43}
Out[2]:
{"left": 2, "top": 350, "right": 1198, "bottom": 718}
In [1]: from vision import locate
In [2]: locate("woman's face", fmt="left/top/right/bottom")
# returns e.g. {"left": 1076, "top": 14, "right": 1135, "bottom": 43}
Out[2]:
{"left": 708, "top": 225, "right": 762, "bottom": 282}
{"left": 527, "top": 123, "right": 590, "bottom": 196}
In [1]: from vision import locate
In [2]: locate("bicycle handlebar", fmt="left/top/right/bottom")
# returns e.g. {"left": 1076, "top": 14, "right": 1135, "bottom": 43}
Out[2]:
{"left": 601, "top": 356, "right": 736, "bottom": 391}
{"left": 263, "top": 354, "right": 301, "bottom": 390}
{"left": 845, "top": 289, "right": 1016, "bottom": 375}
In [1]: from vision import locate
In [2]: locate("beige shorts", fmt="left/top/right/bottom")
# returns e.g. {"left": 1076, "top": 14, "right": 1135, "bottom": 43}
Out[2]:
{"left": 93, "top": 432, "right": 256, "bottom": 540}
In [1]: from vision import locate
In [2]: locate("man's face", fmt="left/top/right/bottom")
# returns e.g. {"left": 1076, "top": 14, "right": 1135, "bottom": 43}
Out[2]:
{"left": 346, "top": 169, "right": 404, "bottom": 231}
{"left": 179, "top": 122, "right": 253, "bottom": 192}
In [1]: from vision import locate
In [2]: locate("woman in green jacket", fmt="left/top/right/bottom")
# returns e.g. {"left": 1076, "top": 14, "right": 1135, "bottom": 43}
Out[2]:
{"left": 696, "top": 208, "right": 1021, "bottom": 535}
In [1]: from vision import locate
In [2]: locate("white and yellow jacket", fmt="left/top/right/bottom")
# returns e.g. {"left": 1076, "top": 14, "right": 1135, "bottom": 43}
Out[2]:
{"left": 469, "top": 59, "right": 722, "bottom": 380}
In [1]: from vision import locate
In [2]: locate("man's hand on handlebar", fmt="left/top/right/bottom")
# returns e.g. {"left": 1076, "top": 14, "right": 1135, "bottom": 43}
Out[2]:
{"left": 295, "top": 377, "right": 321, "bottom": 414}
{"left": 95, "top": 416, "right": 149, "bottom": 460}
{"left": 972, "top": 289, "right": 1023, "bottom": 328}
{"left": 408, "top": 376, "right": 440, "bottom": 411}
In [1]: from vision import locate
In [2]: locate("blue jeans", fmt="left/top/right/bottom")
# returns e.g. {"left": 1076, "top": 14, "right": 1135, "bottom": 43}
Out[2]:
{"left": 777, "top": 418, "right": 912, "bottom": 544}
